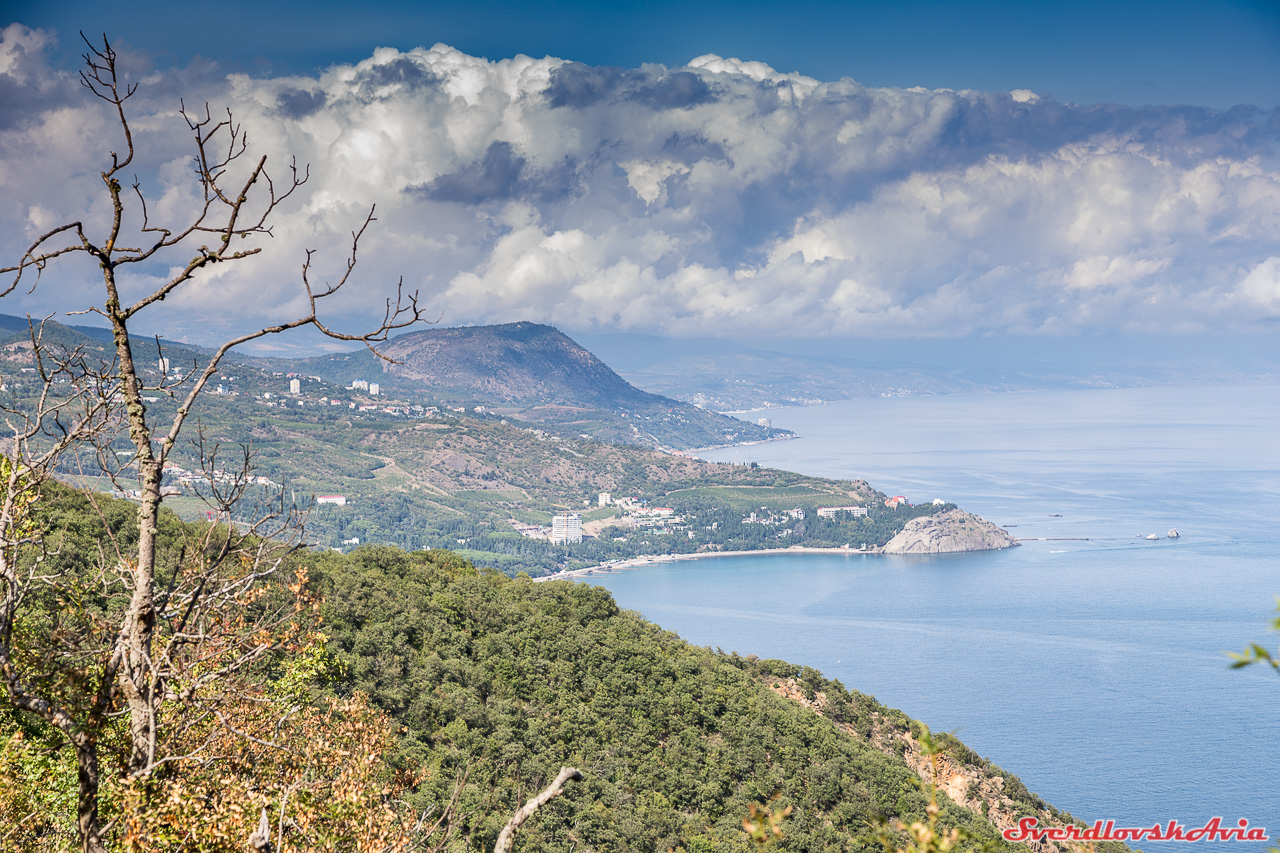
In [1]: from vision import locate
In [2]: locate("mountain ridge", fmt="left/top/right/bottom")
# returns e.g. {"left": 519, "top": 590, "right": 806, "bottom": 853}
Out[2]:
{"left": 382, "top": 322, "right": 647, "bottom": 407}
{"left": 0, "top": 315, "right": 787, "bottom": 452}
{"left": 338, "top": 320, "right": 788, "bottom": 450}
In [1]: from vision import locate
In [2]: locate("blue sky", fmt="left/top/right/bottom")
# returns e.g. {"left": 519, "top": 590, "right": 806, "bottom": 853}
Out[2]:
{"left": 12, "top": 0, "right": 1280, "bottom": 108}
{"left": 3, "top": 2, "right": 1280, "bottom": 348}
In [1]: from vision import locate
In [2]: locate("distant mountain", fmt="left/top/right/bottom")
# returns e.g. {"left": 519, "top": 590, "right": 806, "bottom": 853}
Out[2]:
{"left": 0, "top": 314, "right": 212, "bottom": 374}
{"left": 571, "top": 330, "right": 1280, "bottom": 411}
{"left": 0, "top": 313, "right": 116, "bottom": 344}
{"left": 380, "top": 322, "right": 661, "bottom": 409}
{"left": 570, "top": 331, "right": 996, "bottom": 410}
{"left": 0, "top": 315, "right": 787, "bottom": 451}
{"left": 353, "top": 321, "right": 787, "bottom": 450}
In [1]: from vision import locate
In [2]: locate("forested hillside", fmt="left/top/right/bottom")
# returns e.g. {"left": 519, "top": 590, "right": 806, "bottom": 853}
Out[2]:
{"left": 314, "top": 544, "right": 1097, "bottom": 853}
{"left": 0, "top": 318, "right": 911, "bottom": 572}
{"left": 0, "top": 316, "right": 905, "bottom": 574}
{"left": 1, "top": 490, "right": 1119, "bottom": 852}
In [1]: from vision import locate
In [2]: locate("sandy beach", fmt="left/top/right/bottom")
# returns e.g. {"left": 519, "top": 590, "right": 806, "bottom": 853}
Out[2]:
{"left": 532, "top": 544, "right": 876, "bottom": 582}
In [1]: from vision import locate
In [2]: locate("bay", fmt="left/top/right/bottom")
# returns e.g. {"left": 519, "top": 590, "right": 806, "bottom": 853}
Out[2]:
{"left": 584, "top": 385, "right": 1280, "bottom": 851}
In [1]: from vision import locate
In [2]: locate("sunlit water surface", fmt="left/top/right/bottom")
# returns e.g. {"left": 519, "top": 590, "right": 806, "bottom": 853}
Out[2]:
{"left": 584, "top": 385, "right": 1280, "bottom": 851}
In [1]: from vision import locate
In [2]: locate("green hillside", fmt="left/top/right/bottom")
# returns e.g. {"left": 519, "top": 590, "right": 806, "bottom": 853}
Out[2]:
{"left": 0, "top": 316, "right": 938, "bottom": 575}
{"left": 0, "top": 487, "right": 1120, "bottom": 852}
{"left": 314, "top": 544, "right": 1112, "bottom": 853}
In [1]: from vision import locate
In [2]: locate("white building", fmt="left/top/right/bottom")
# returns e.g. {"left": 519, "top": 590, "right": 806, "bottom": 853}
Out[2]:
{"left": 158, "top": 357, "right": 170, "bottom": 374}
{"left": 550, "top": 512, "right": 583, "bottom": 544}
{"left": 817, "top": 506, "right": 868, "bottom": 518}
{"left": 369, "top": 383, "right": 380, "bottom": 396}
{"left": 289, "top": 378, "right": 301, "bottom": 395}
{"left": 757, "top": 417, "right": 771, "bottom": 428}
{"left": 316, "top": 495, "right": 347, "bottom": 507}
{"left": 598, "top": 492, "right": 612, "bottom": 507}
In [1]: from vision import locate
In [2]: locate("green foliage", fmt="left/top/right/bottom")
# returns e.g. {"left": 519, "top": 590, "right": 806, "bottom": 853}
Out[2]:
{"left": 3, "top": 492, "right": 1098, "bottom": 853}
{"left": 0, "top": 320, "right": 941, "bottom": 576}
{"left": 743, "top": 799, "right": 793, "bottom": 848}
{"left": 0, "top": 708, "right": 81, "bottom": 849}
{"left": 1230, "top": 599, "right": 1280, "bottom": 674}
{"left": 312, "top": 547, "right": 1040, "bottom": 853}
{"left": 269, "top": 631, "right": 346, "bottom": 709}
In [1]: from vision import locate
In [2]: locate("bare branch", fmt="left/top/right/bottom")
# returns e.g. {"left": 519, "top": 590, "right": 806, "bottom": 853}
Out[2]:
{"left": 0, "top": 222, "right": 92, "bottom": 298}
{"left": 248, "top": 809, "right": 273, "bottom": 853}
{"left": 78, "top": 32, "right": 136, "bottom": 176}
{"left": 0, "top": 33, "right": 426, "bottom": 852}
{"left": 494, "top": 767, "right": 584, "bottom": 853}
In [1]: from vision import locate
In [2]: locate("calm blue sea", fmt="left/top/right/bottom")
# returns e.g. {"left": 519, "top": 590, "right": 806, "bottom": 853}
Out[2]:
{"left": 584, "top": 385, "right": 1280, "bottom": 851}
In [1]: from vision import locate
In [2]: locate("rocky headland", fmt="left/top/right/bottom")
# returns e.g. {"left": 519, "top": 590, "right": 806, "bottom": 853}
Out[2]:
{"left": 882, "top": 508, "right": 1017, "bottom": 554}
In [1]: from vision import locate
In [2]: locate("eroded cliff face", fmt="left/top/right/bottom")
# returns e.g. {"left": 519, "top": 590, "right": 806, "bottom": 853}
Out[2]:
{"left": 881, "top": 509, "right": 1017, "bottom": 554}
{"left": 765, "top": 677, "right": 1098, "bottom": 853}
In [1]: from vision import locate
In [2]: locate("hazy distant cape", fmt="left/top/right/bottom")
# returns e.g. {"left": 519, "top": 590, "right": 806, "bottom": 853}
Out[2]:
{"left": 573, "top": 330, "right": 1280, "bottom": 412}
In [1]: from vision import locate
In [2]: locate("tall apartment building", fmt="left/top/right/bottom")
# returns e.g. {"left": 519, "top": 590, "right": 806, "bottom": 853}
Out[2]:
{"left": 550, "top": 512, "right": 583, "bottom": 544}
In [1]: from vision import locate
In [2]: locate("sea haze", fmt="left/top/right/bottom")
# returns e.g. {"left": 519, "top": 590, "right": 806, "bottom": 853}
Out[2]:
{"left": 571, "top": 331, "right": 1280, "bottom": 412}
{"left": 584, "top": 384, "right": 1280, "bottom": 852}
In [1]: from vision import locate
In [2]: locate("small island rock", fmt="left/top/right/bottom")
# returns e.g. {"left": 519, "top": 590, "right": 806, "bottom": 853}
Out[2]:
{"left": 882, "top": 508, "right": 1017, "bottom": 554}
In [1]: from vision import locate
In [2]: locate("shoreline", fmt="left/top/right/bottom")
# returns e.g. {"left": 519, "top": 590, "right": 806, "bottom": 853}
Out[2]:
{"left": 533, "top": 544, "right": 878, "bottom": 582}
{"left": 676, "top": 432, "right": 799, "bottom": 457}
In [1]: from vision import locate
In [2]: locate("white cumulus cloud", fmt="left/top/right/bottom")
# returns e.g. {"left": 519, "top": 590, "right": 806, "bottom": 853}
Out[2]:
{"left": 2, "top": 28, "right": 1279, "bottom": 345}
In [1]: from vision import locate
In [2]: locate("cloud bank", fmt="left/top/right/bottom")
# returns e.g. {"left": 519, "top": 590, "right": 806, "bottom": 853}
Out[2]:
{"left": 2, "top": 23, "right": 1279, "bottom": 345}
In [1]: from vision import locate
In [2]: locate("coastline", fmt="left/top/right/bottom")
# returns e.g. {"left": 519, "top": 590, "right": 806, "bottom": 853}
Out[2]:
{"left": 533, "top": 544, "right": 878, "bottom": 582}
{"left": 676, "top": 431, "right": 799, "bottom": 457}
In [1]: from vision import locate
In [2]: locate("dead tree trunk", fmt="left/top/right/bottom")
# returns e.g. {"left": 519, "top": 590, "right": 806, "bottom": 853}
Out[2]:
{"left": 0, "top": 34, "right": 426, "bottom": 850}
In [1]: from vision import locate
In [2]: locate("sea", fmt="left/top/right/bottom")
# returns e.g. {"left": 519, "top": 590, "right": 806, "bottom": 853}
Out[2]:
{"left": 582, "top": 384, "right": 1280, "bottom": 851}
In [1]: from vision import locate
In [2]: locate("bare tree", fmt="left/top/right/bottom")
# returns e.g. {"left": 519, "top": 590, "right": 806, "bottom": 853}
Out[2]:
{"left": 0, "top": 35, "right": 424, "bottom": 852}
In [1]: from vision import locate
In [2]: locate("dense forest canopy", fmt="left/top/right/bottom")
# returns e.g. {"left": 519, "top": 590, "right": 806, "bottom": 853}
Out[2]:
{"left": 1, "top": 488, "right": 1119, "bottom": 852}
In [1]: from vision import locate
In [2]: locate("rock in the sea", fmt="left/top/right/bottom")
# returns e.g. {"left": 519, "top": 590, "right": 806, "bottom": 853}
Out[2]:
{"left": 882, "top": 508, "right": 1017, "bottom": 554}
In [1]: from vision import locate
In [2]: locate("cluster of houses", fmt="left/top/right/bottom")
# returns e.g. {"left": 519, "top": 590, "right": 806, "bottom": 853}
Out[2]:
{"left": 501, "top": 489, "right": 948, "bottom": 552}
{"left": 162, "top": 461, "right": 280, "bottom": 493}
{"left": 271, "top": 375, "right": 479, "bottom": 421}
{"left": 510, "top": 494, "right": 680, "bottom": 546}
{"left": 112, "top": 461, "right": 281, "bottom": 501}
{"left": 743, "top": 507, "right": 808, "bottom": 524}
